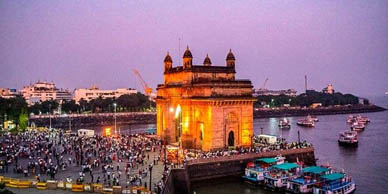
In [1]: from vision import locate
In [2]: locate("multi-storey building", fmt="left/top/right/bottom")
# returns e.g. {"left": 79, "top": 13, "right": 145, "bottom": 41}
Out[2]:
{"left": 0, "top": 88, "right": 19, "bottom": 99}
{"left": 253, "top": 88, "right": 297, "bottom": 97}
{"left": 322, "top": 84, "right": 335, "bottom": 94}
{"left": 20, "top": 81, "right": 73, "bottom": 105}
{"left": 74, "top": 86, "right": 137, "bottom": 103}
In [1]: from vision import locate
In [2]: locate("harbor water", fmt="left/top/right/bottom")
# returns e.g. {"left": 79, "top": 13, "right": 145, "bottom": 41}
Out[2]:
{"left": 193, "top": 111, "right": 388, "bottom": 194}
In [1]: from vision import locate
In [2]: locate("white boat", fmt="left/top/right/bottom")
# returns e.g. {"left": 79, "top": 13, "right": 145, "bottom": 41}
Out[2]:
{"left": 338, "top": 131, "right": 358, "bottom": 147}
{"left": 297, "top": 119, "right": 315, "bottom": 127}
{"left": 242, "top": 156, "right": 284, "bottom": 184}
{"left": 279, "top": 118, "right": 291, "bottom": 129}
{"left": 351, "top": 122, "right": 365, "bottom": 131}
{"left": 312, "top": 173, "right": 356, "bottom": 194}
{"left": 307, "top": 115, "right": 319, "bottom": 122}
{"left": 264, "top": 163, "right": 301, "bottom": 191}
{"left": 286, "top": 166, "right": 332, "bottom": 194}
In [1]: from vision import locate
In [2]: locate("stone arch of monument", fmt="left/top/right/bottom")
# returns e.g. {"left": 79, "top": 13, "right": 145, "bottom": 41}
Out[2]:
{"left": 224, "top": 111, "right": 240, "bottom": 148}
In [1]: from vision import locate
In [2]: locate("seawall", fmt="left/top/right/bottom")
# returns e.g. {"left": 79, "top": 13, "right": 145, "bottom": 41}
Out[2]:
{"left": 254, "top": 104, "right": 385, "bottom": 118}
{"left": 29, "top": 112, "right": 156, "bottom": 129}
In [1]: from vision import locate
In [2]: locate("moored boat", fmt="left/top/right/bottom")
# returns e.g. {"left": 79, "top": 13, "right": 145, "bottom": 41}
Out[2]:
{"left": 279, "top": 118, "right": 291, "bottom": 129}
{"left": 312, "top": 173, "right": 356, "bottom": 194}
{"left": 286, "top": 166, "right": 331, "bottom": 194}
{"left": 242, "top": 157, "right": 283, "bottom": 184}
{"left": 338, "top": 131, "right": 358, "bottom": 147}
{"left": 264, "top": 162, "right": 301, "bottom": 191}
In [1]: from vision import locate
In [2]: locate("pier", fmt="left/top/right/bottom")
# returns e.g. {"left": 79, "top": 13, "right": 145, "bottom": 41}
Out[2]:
{"left": 162, "top": 147, "right": 316, "bottom": 194}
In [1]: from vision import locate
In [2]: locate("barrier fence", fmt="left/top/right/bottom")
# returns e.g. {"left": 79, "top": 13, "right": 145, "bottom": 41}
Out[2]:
{"left": 0, "top": 176, "right": 152, "bottom": 194}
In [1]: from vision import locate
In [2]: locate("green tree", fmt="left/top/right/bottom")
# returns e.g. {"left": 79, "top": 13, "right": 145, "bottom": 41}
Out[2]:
{"left": 18, "top": 108, "right": 28, "bottom": 131}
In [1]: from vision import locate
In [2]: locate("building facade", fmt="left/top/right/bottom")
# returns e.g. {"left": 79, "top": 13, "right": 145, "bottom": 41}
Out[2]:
{"left": 74, "top": 86, "right": 137, "bottom": 103}
{"left": 0, "top": 88, "right": 19, "bottom": 99}
{"left": 322, "top": 84, "right": 335, "bottom": 94}
{"left": 20, "top": 81, "right": 73, "bottom": 105}
{"left": 156, "top": 47, "right": 255, "bottom": 151}
{"left": 253, "top": 88, "right": 297, "bottom": 97}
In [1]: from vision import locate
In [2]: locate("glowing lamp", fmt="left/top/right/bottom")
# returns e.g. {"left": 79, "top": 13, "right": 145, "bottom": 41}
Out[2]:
{"left": 105, "top": 128, "right": 112, "bottom": 136}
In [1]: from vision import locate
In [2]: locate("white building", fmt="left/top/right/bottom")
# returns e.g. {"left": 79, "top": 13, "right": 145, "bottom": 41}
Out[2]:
{"left": 322, "top": 84, "right": 335, "bottom": 94}
{"left": 253, "top": 88, "right": 297, "bottom": 97}
{"left": 0, "top": 88, "right": 19, "bottom": 99}
{"left": 74, "top": 85, "right": 138, "bottom": 103}
{"left": 20, "top": 81, "right": 73, "bottom": 105}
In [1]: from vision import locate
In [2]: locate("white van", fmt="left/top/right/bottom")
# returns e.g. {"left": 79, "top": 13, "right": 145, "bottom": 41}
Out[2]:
{"left": 77, "top": 129, "right": 95, "bottom": 137}
{"left": 257, "top": 135, "right": 277, "bottom": 144}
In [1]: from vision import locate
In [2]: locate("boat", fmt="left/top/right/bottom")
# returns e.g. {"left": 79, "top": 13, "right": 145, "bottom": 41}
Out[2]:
{"left": 346, "top": 115, "right": 356, "bottom": 123}
{"left": 286, "top": 166, "right": 331, "bottom": 193}
{"left": 279, "top": 118, "right": 291, "bottom": 129}
{"left": 308, "top": 115, "right": 319, "bottom": 122}
{"left": 338, "top": 131, "right": 358, "bottom": 147}
{"left": 297, "top": 119, "right": 315, "bottom": 127}
{"left": 350, "top": 122, "right": 365, "bottom": 131}
{"left": 355, "top": 115, "right": 370, "bottom": 124}
{"left": 242, "top": 157, "right": 284, "bottom": 184}
{"left": 264, "top": 162, "right": 301, "bottom": 191}
{"left": 312, "top": 173, "right": 356, "bottom": 194}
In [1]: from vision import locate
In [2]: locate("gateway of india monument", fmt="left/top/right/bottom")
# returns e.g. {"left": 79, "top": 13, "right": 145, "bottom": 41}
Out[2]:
{"left": 156, "top": 46, "right": 255, "bottom": 151}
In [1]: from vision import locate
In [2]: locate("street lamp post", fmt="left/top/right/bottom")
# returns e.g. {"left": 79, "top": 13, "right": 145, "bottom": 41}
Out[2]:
{"left": 49, "top": 104, "right": 52, "bottom": 130}
{"left": 113, "top": 103, "right": 117, "bottom": 135}
{"left": 149, "top": 164, "right": 153, "bottom": 191}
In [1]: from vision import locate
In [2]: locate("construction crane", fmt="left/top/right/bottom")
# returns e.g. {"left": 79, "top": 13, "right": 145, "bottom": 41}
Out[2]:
{"left": 261, "top": 78, "right": 269, "bottom": 90}
{"left": 132, "top": 69, "right": 153, "bottom": 96}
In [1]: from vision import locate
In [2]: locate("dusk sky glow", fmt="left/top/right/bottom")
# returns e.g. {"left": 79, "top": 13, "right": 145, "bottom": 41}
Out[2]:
{"left": 1, "top": 0, "right": 387, "bottom": 97}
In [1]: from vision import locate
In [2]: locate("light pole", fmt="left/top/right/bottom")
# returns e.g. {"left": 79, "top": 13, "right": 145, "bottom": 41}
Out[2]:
{"left": 49, "top": 104, "right": 52, "bottom": 130}
{"left": 149, "top": 164, "right": 153, "bottom": 191}
{"left": 113, "top": 103, "right": 117, "bottom": 136}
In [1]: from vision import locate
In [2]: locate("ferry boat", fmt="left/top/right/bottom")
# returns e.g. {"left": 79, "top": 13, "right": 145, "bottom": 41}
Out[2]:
{"left": 346, "top": 115, "right": 356, "bottom": 123}
{"left": 307, "top": 115, "right": 319, "bottom": 122}
{"left": 338, "top": 131, "right": 358, "bottom": 147}
{"left": 356, "top": 115, "right": 370, "bottom": 124}
{"left": 242, "top": 156, "right": 284, "bottom": 184}
{"left": 350, "top": 122, "right": 365, "bottom": 131}
{"left": 279, "top": 118, "right": 291, "bottom": 129}
{"left": 286, "top": 166, "right": 331, "bottom": 194}
{"left": 264, "top": 162, "right": 301, "bottom": 191}
{"left": 312, "top": 173, "right": 356, "bottom": 194}
{"left": 297, "top": 119, "right": 315, "bottom": 127}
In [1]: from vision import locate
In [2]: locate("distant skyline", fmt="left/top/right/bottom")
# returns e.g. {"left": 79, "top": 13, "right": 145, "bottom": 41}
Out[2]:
{"left": 1, "top": 0, "right": 387, "bottom": 97}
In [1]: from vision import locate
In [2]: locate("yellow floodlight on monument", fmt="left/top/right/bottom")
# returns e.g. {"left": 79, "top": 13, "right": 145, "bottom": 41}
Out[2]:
{"left": 105, "top": 127, "right": 112, "bottom": 136}
{"left": 175, "top": 105, "right": 181, "bottom": 118}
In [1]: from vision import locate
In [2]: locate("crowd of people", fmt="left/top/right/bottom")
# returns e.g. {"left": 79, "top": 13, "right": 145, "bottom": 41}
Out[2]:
{"left": 0, "top": 129, "right": 313, "bottom": 194}
{"left": 0, "top": 129, "right": 172, "bottom": 193}
{"left": 183, "top": 137, "right": 313, "bottom": 161}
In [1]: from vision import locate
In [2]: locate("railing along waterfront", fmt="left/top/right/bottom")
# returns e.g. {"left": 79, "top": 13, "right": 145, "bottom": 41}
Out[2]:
{"left": 186, "top": 147, "right": 314, "bottom": 165}
{"left": 30, "top": 111, "right": 156, "bottom": 119}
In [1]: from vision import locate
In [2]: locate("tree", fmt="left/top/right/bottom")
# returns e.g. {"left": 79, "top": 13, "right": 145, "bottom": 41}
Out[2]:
{"left": 18, "top": 108, "right": 28, "bottom": 131}
{"left": 62, "top": 100, "right": 79, "bottom": 113}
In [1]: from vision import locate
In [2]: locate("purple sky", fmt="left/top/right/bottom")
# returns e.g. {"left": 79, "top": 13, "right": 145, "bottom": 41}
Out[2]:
{"left": 1, "top": 0, "right": 387, "bottom": 97}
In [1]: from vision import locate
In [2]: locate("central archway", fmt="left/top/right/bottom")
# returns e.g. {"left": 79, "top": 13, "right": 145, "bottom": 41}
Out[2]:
{"left": 228, "top": 131, "right": 235, "bottom": 147}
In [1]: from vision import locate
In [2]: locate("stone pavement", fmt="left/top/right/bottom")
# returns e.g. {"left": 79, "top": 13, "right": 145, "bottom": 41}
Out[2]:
{"left": 0, "top": 138, "right": 167, "bottom": 194}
